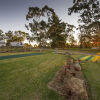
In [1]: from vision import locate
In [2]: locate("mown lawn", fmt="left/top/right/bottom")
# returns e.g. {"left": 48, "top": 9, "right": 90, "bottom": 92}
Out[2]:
{"left": 66, "top": 48, "right": 100, "bottom": 53}
{"left": 82, "top": 62, "right": 100, "bottom": 100}
{"left": 0, "top": 53, "right": 66, "bottom": 100}
{"left": 72, "top": 54, "right": 100, "bottom": 100}
{"left": 0, "top": 52, "right": 35, "bottom": 56}
{"left": 0, "top": 49, "right": 53, "bottom": 56}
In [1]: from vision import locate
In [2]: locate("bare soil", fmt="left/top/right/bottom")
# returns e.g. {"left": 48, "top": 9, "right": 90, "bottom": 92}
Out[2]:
{"left": 48, "top": 54, "right": 89, "bottom": 100}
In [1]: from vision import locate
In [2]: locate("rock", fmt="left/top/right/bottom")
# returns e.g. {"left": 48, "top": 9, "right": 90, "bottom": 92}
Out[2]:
{"left": 65, "top": 77, "right": 88, "bottom": 99}
{"left": 74, "top": 62, "right": 81, "bottom": 71}
{"left": 67, "top": 77, "right": 84, "bottom": 93}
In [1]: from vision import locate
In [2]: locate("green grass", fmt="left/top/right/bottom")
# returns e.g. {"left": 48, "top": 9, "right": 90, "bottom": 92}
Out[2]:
{"left": 0, "top": 51, "right": 41, "bottom": 56}
{"left": 0, "top": 48, "right": 53, "bottom": 56}
{"left": 82, "top": 62, "right": 100, "bottom": 100}
{"left": 66, "top": 48, "right": 100, "bottom": 53}
{"left": 0, "top": 53, "right": 66, "bottom": 100}
{"left": 72, "top": 55, "right": 100, "bottom": 100}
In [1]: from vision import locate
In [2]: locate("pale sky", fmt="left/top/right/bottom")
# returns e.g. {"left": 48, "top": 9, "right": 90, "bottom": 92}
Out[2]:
{"left": 0, "top": 0, "right": 80, "bottom": 44}
{"left": 0, "top": 0, "right": 79, "bottom": 32}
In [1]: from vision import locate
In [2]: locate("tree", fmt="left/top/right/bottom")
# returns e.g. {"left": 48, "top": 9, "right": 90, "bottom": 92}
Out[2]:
{"left": 14, "top": 30, "right": 26, "bottom": 42}
{"left": 68, "top": 0, "right": 100, "bottom": 25}
{"left": 26, "top": 6, "right": 52, "bottom": 48}
{"left": 5, "top": 30, "right": 26, "bottom": 46}
{"left": 5, "top": 31, "right": 13, "bottom": 46}
{"left": 78, "top": 23, "right": 100, "bottom": 48}
{"left": 26, "top": 5, "right": 75, "bottom": 48}
{"left": 0, "top": 29, "right": 5, "bottom": 41}
{"left": 47, "top": 13, "right": 67, "bottom": 48}
{"left": 68, "top": 35, "right": 77, "bottom": 47}
{"left": 24, "top": 43, "right": 32, "bottom": 48}
{"left": 68, "top": 0, "right": 100, "bottom": 47}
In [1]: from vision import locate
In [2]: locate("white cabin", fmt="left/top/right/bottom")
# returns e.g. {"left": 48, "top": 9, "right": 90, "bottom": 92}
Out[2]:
{"left": 10, "top": 42, "right": 24, "bottom": 47}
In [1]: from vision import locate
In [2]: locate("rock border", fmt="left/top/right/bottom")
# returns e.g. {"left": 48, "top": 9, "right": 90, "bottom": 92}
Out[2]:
{"left": 48, "top": 53, "right": 90, "bottom": 100}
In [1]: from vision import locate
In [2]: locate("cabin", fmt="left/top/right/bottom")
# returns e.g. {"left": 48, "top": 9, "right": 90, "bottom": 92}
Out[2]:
{"left": 10, "top": 42, "right": 24, "bottom": 47}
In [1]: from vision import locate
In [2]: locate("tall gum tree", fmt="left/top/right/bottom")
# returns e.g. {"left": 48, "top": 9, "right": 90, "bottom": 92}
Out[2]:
{"left": 26, "top": 5, "right": 75, "bottom": 48}
{"left": 68, "top": 0, "right": 100, "bottom": 47}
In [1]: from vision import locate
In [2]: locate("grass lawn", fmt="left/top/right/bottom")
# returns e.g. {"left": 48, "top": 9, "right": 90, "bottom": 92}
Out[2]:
{"left": 72, "top": 54, "right": 100, "bottom": 100}
{"left": 82, "top": 62, "right": 100, "bottom": 100}
{"left": 0, "top": 52, "right": 35, "bottom": 56}
{"left": 66, "top": 48, "right": 100, "bottom": 54}
{"left": 0, "top": 49, "right": 53, "bottom": 56}
{"left": 0, "top": 51, "right": 43, "bottom": 56}
{"left": 0, "top": 53, "right": 66, "bottom": 100}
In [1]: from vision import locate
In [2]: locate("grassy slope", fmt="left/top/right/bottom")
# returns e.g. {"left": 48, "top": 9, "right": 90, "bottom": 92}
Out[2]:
{"left": 0, "top": 52, "right": 37, "bottom": 56}
{"left": 72, "top": 54, "right": 100, "bottom": 100}
{"left": 0, "top": 49, "right": 53, "bottom": 56}
{"left": 82, "top": 62, "right": 100, "bottom": 100}
{"left": 0, "top": 53, "right": 66, "bottom": 100}
{"left": 66, "top": 48, "right": 100, "bottom": 54}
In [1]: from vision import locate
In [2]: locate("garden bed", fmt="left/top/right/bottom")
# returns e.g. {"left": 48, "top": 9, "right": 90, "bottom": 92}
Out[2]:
{"left": 48, "top": 54, "right": 89, "bottom": 100}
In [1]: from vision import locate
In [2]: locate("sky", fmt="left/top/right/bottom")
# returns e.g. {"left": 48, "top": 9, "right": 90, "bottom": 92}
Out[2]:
{"left": 0, "top": 0, "right": 79, "bottom": 33}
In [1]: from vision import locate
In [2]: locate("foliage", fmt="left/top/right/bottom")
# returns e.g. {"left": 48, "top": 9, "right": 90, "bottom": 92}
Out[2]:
{"left": 0, "top": 29, "right": 5, "bottom": 41}
{"left": 26, "top": 6, "right": 51, "bottom": 47}
{"left": 25, "top": 33, "right": 34, "bottom": 44}
{"left": 68, "top": 0, "right": 100, "bottom": 25}
{"left": 5, "top": 30, "right": 26, "bottom": 46}
{"left": 24, "top": 43, "right": 32, "bottom": 47}
{"left": 0, "top": 53, "right": 65, "bottom": 100}
{"left": 68, "top": 0, "right": 100, "bottom": 47}
{"left": 26, "top": 5, "right": 75, "bottom": 48}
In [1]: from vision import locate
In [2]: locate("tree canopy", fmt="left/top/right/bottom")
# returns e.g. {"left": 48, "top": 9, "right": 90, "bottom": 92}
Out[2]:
{"left": 5, "top": 30, "right": 26, "bottom": 46}
{"left": 26, "top": 5, "right": 75, "bottom": 48}
{"left": 69, "top": 0, "right": 100, "bottom": 25}
{"left": 68, "top": 0, "right": 100, "bottom": 47}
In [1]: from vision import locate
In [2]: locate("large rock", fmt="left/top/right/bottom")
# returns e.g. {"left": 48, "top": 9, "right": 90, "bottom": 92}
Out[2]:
{"left": 67, "top": 77, "right": 84, "bottom": 93}
{"left": 65, "top": 77, "right": 88, "bottom": 99}
{"left": 74, "top": 61, "right": 81, "bottom": 71}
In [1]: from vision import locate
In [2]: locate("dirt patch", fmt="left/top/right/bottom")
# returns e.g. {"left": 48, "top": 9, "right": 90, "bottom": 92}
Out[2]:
{"left": 48, "top": 54, "right": 89, "bottom": 100}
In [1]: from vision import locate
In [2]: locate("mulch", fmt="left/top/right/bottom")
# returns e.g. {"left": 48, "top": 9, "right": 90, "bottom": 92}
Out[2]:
{"left": 48, "top": 53, "right": 90, "bottom": 100}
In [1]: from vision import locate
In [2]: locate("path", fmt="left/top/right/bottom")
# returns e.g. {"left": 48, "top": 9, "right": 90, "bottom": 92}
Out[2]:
{"left": 0, "top": 53, "right": 42, "bottom": 60}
